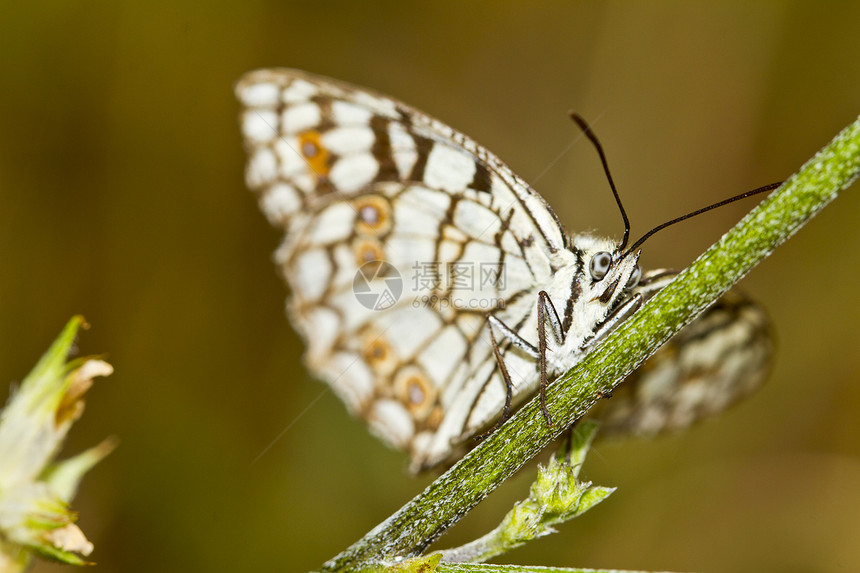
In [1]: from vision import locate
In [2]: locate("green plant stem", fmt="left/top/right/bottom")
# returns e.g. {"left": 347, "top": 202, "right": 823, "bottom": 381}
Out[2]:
{"left": 320, "top": 116, "right": 860, "bottom": 573}
{"left": 437, "top": 564, "right": 667, "bottom": 573}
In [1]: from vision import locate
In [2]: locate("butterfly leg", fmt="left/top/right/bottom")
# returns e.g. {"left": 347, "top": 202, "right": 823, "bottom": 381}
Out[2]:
{"left": 476, "top": 325, "right": 518, "bottom": 440}
{"left": 489, "top": 327, "right": 513, "bottom": 423}
{"left": 586, "top": 293, "right": 643, "bottom": 348}
{"left": 487, "top": 315, "right": 539, "bottom": 358}
{"left": 477, "top": 315, "right": 539, "bottom": 439}
{"left": 485, "top": 290, "right": 564, "bottom": 432}
{"left": 537, "top": 290, "right": 566, "bottom": 427}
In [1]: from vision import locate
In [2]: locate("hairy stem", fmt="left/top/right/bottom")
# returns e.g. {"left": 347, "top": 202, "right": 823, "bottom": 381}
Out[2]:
{"left": 320, "top": 116, "right": 860, "bottom": 572}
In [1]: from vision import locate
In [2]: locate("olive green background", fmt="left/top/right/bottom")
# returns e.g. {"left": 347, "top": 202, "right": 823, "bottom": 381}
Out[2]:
{"left": 2, "top": 3, "right": 859, "bottom": 572}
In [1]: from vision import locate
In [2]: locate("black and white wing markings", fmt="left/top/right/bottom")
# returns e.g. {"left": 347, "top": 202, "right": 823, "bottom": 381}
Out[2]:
{"left": 236, "top": 68, "right": 566, "bottom": 254}
{"left": 594, "top": 289, "right": 773, "bottom": 437}
{"left": 236, "top": 68, "right": 773, "bottom": 472}
{"left": 237, "top": 68, "right": 566, "bottom": 469}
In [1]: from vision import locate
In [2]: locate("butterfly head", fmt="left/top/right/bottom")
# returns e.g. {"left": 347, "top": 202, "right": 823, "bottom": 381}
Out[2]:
{"left": 573, "top": 235, "right": 642, "bottom": 309}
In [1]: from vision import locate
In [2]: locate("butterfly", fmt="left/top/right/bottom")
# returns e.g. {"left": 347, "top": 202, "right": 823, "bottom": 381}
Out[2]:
{"left": 235, "top": 69, "right": 773, "bottom": 472}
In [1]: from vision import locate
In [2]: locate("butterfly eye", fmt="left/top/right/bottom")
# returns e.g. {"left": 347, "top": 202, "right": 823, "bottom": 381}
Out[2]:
{"left": 589, "top": 251, "right": 612, "bottom": 280}
{"left": 626, "top": 265, "right": 641, "bottom": 289}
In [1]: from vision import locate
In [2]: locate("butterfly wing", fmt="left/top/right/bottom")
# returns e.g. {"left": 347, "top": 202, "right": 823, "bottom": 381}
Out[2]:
{"left": 236, "top": 69, "right": 567, "bottom": 469}
{"left": 592, "top": 276, "right": 773, "bottom": 437}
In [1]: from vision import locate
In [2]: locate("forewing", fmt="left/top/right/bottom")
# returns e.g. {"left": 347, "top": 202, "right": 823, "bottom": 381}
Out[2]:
{"left": 236, "top": 69, "right": 566, "bottom": 469}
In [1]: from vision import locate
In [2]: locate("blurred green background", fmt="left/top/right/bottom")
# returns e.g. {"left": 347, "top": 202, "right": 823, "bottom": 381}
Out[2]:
{"left": 2, "top": 2, "right": 859, "bottom": 572}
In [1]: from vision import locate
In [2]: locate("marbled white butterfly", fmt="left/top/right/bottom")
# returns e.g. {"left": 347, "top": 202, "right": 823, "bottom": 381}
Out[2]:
{"left": 236, "top": 69, "right": 772, "bottom": 472}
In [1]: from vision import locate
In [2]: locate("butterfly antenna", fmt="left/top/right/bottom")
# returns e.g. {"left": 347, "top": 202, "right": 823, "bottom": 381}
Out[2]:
{"left": 624, "top": 182, "right": 783, "bottom": 256}
{"left": 570, "top": 112, "right": 631, "bottom": 251}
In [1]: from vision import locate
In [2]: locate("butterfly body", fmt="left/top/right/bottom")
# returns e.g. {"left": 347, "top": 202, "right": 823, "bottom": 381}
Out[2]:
{"left": 236, "top": 69, "right": 772, "bottom": 471}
